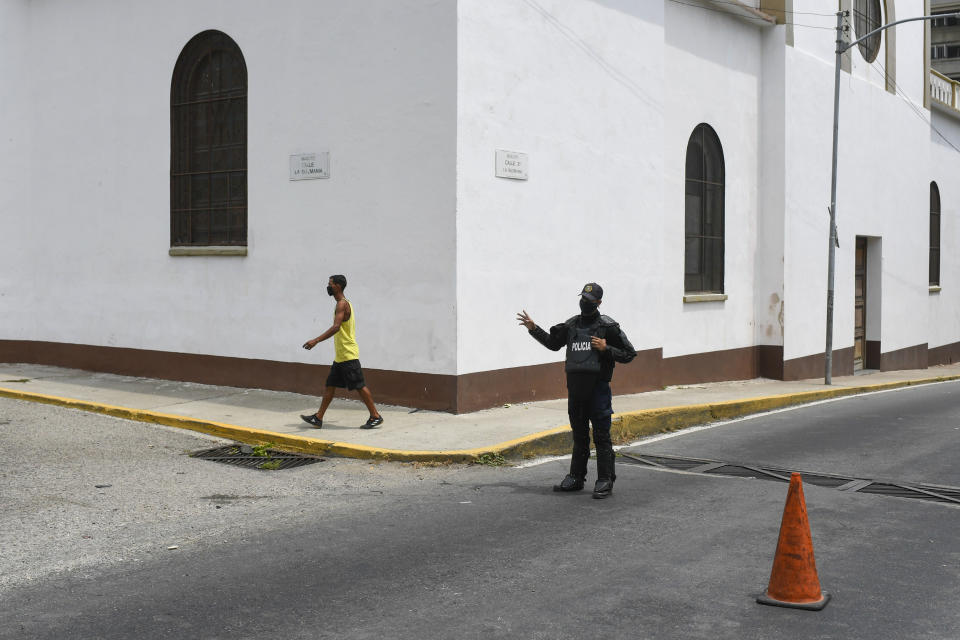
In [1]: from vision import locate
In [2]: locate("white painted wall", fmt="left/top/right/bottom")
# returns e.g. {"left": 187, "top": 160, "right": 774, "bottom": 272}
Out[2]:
{"left": 2, "top": 0, "right": 458, "bottom": 375}
{"left": 783, "top": 0, "right": 935, "bottom": 361}
{"left": 928, "top": 109, "right": 960, "bottom": 350}
{"left": 7, "top": 0, "right": 960, "bottom": 390}
{"left": 0, "top": 1, "right": 31, "bottom": 332}
{"left": 866, "top": 237, "right": 883, "bottom": 342}
{"left": 756, "top": 24, "right": 787, "bottom": 348}
{"left": 781, "top": 44, "right": 833, "bottom": 363}
{"left": 455, "top": 0, "right": 665, "bottom": 374}
{"left": 661, "top": 0, "right": 763, "bottom": 358}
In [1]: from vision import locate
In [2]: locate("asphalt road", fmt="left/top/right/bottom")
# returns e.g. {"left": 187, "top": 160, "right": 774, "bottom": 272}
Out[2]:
{"left": 2, "top": 382, "right": 960, "bottom": 639}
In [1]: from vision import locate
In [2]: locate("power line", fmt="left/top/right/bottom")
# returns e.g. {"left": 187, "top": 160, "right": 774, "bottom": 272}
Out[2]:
{"left": 865, "top": 57, "right": 960, "bottom": 156}
{"left": 788, "top": 23, "right": 837, "bottom": 31}
{"left": 664, "top": 0, "right": 837, "bottom": 30}
{"left": 665, "top": 0, "right": 772, "bottom": 24}
{"left": 642, "top": 0, "right": 958, "bottom": 156}
{"left": 705, "top": 0, "right": 835, "bottom": 17}
{"left": 520, "top": 0, "right": 661, "bottom": 112}
{"left": 669, "top": 0, "right": 835, "bottom": 31}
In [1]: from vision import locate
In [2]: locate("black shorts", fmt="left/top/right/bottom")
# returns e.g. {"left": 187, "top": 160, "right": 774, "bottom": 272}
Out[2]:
{"left": 326, "top": 359, "right": 366, "bottom": 390}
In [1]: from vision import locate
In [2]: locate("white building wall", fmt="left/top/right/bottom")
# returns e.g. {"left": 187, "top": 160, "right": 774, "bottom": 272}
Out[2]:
{"left": 455, "top": 0, "right": 665, "bottom": 375}
{"left": 6, "top": 0, "right": 960, "bottom": 406}
{"left": 784, "top": 0, "right": 934, "bottom": 362}
{"left": 2, "top": 0, "right": 458, "bottom": 375}
{"left": 756, "top": 24, "right": 788, "bottom": 348}
{"left": 929, "top": 110, "right": 960, "bottom": 350}
{"left": 0, "top": 1, "right": 32, "bottom": 329}
{"left": 661, "top": 1, "right": 763, "bottom": 358}
{"left": 782, "top": 44, "right": 832, "bottom": 363}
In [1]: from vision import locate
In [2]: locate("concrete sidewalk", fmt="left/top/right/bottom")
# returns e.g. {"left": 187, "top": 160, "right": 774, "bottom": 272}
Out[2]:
{"left": 3, "top": 361, "right": 960, "bottom": 462}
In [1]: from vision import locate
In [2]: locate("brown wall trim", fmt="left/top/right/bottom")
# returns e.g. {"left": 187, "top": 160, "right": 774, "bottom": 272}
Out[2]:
{"left": 662, "top": 346, "right": 759, "bottom": 386}
{"left": 880, "top": 343, "right": 928, "bottom": 371}
{"left": 0, "top": 341, "right": 778, "bottom": 412}
{"left": 0, "top": 340, "right": 458, "bottom": 412}
{"left": 0, "top": 340, "right": 664, "bottom": 415}
{"left": 454, "top": 348, "right": 663, "bottom": 414}
{"left": 456, "top": 361, "right": 566, "bottom": 412}
{"left": 1, "top": 339, "right": 943, "bottom": 413}
{"left": 866, "top": 341, "right": 881, "bottom": 370}
{"left": 782, "top": 347, "right": 854, "bottom": 381}
{"left": 612, "top": 348, "right": 664, "bottom": 396}
{"left": 663, "top": 344, "right": 786, "bottom": 385}
{"left": 929, "top": 340, "right": 960, "bottom": 366}
{"left": 757, "top": 345, "right": 784, "bottom": 380}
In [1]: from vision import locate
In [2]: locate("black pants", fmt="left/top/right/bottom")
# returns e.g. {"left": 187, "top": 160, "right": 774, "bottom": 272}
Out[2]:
{"left": 566, "top": 375, "right": 615, "bottom": 482}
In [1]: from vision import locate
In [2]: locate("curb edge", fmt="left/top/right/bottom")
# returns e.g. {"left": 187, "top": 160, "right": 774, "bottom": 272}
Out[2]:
{"left": 2, "top": 374, "right": 958, "bottom": 463}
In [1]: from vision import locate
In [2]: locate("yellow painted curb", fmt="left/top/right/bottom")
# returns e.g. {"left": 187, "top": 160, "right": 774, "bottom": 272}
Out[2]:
{"left": 2, "top": 373, "right": 959, "bottom": 464}
{"left": 0, "top": 386, "right": 547, "bottom": 463}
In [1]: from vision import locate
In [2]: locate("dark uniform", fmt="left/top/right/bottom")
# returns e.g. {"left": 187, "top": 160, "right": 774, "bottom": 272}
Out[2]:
{"left": 526, "top": 284, "right": 636, "bottom": 498}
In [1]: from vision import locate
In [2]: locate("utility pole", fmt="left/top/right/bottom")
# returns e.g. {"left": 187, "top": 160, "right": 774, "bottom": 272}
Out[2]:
{"left": 825, "top": 9, "right": 845, "bottom": 386}
{"left": 824, "top": 10, "right": 955, "bottom": 385}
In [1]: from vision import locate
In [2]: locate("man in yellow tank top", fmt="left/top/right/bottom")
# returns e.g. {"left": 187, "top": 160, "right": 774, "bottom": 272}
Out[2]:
{"left": 301, "top": 275, "right": 383, "bottom": 429}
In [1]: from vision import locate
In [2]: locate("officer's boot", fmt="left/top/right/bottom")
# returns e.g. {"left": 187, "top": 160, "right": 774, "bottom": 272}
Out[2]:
{"left": 553, "top": 474, "right": 585, "bottom": 492}
{"left": 555, "top": 419, "right": 590, "bottom": 492}
{"left": 592, "top": 477, "right": 614, "bottom": 499}
{"left": 593, "top": 419, "right": 615, "bottom": 499}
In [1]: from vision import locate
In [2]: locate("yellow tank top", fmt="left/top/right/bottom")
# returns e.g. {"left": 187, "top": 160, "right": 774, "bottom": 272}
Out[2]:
{"left": 334, "top": 300, "right": 359, "bottom": 363}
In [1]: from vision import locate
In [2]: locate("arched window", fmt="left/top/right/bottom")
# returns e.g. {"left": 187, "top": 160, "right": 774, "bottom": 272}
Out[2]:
{"left": 853, "top": 0, "right": 882, "bottom": 63}
{"left": 684, "top": 124, "right": 725, "bottom": 294}
{"left": 931, "top": 181, "right": 941, "bottom": 287}
{"left": 171, "top": 31, "right": 247, "bottom": 247}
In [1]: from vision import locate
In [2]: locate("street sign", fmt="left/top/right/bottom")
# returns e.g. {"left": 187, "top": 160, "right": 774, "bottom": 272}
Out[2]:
{"left": 290, "top": 152, "right": 330, "bottom": 180}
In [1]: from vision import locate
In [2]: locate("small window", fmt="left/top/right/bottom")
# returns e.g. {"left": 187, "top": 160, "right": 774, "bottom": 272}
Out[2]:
{"left": 684, "top": 124, "right": 725, "bottom": 294}
{"left": 931, "top": 181, "right": 941, "bottom": 287}
{"left": 853, "top": 0, "right": 882, "bottom": 63}
{"left": 171, "top": 31, "right": 247, "bottom": 247}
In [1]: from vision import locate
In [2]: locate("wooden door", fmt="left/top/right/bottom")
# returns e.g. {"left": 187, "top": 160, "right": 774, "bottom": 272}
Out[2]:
{"left": 854, "top": 237, "right": 867, "bottom": 371}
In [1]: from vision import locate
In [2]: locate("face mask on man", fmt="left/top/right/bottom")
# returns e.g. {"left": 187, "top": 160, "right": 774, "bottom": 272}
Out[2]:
{"left": 327, "top": 285, "right": 335, "bottom": 296}
{"left": 579, "top": 298, "right": 598, "bottom": 315}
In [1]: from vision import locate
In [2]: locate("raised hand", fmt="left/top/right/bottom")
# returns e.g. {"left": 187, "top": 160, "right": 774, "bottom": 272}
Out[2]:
{"left": 516, "top": 310, "right": 536, "bottom": 330}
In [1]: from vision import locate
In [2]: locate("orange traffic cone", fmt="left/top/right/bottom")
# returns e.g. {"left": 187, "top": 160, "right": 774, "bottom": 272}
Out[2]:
{"left": 756, "top": 472, "right": 831, "bottom": 610}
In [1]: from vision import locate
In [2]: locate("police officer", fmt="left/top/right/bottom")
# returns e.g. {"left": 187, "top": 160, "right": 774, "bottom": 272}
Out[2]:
{"left": 517, "top": 283, "right": 636, "bottom": 499}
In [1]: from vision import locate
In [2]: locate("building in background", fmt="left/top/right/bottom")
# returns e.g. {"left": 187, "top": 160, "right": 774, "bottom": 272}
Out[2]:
{"left": 3, "top": 0, "right": 960, "bottom": 413}
{"left": 932, "top": 0, "right": 960, "bottom": 80}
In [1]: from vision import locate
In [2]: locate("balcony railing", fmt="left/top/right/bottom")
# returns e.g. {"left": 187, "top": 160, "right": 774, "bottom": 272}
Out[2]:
{"left": 930, "top": 68, "right": 960, "bottom": 112}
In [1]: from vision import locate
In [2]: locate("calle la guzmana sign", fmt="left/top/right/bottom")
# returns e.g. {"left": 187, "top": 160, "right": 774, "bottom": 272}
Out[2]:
{"left": 290, "top": 152, "right": 330, "bottom": 180}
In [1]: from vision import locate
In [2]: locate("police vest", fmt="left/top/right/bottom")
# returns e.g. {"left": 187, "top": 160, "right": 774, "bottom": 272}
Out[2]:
{"left": 565, "top": 318, "right": 604, "bottom": 373}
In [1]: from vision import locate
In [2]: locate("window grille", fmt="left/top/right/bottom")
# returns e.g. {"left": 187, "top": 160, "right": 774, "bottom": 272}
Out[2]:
{"left": 171, "top": 31, "right": 247, "bottom": 247}
{"left": 931, "top": 181, "right": 941, "bottom": 287}
{"left": 853, "top": 0, "right": 882, "bottom": 63}
{"left": 684, "top": 124, "right": 725, "bottom": 295}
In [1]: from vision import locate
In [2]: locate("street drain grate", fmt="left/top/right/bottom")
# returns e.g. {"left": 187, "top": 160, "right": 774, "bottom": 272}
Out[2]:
{"left": 619, "top": 452, "right": 960, "bottom": 506}
{"left": 191, "top": 445, "right": 324, "bottom": 470}
{"left": 634, "top": 455, "right": 715, "bottom": 471}
{"left": 855, "top": 482, "right": 960, "bottom": 504}
{"left": 703, "top": 465, "right": 791, "bottom": 481}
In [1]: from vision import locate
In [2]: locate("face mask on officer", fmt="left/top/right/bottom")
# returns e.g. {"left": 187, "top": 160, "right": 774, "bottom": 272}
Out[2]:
{"left": 579, "top": 298, "right": 598, "bottom": 315}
